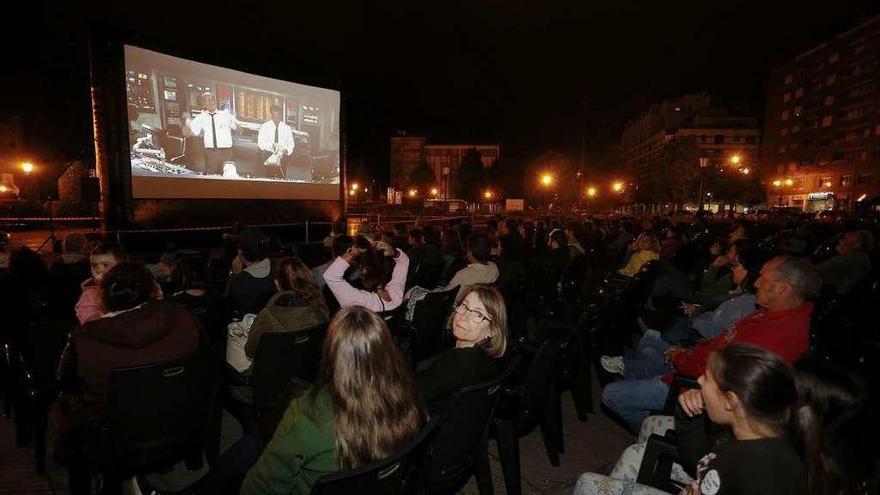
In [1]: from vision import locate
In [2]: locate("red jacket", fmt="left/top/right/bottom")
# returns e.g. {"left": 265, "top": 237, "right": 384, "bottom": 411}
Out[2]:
{"left": 661, "top": 302, "right": 813, "bottom": 386}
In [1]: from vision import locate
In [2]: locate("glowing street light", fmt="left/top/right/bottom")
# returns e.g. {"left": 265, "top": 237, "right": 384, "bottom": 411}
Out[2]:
{"left": 773, "top": 179, "right": 782, "bottom": 187}
{"left": 540, "top": 173, "right": 553, "bottom": 186}
{"left": 740, "top": 168, "right": 750, "bottom": 175}
{"left": 785, "top": 178, "right": 794, "bottom": 186}
{"left": 21, "top": 162, "right": 34, "bottom": 174}
{"left": 408, "top": 189, "right": 417, "bottom": 197}
{"left": 0, "top": 185, "right": 7, "bottom": 193}
{"left": 484, "top": 190, "right": 494, "bottom": 200}
{"left": 730, "top": 154, "right": 742, "bottom": 165}
{"left": 612, "top": 181, "right": 624, "bottom": 193}
{"left": 586, "top": 186, "right": 597, "bottom": 198}
{"left": 430, "top": 187, "right": 439, "bottom": 196}
{"left": 349, "top": 190, "right": 356, "bottom": 196}
{"left": 351, "top": 183, "right": 359, "bottom": 191}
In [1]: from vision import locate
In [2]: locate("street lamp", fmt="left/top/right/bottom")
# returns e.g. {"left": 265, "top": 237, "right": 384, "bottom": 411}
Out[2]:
{"left": 698, "top": 157, "right": 711, "bottom": 212}
{"left": 484, "top": 190, "right": 494, "bottom": 200}
{"left": 21, "top": 162, "right": 34, "bottom": 174}
{"left": 612, "top": 181, "right": 623, "bottom": 193}
{"left": 541, "top": 173, "right": 553, "bottom": 187}
{"left": 730, "top": 154, "right": 742, "bottom": 166}
{"left": 540, "top": 173, "right": 554, "bottom": 211}
{"left": 586, "top": 186, "right": 597, "bottom": 198}
{"left": 785, "top": 178, "right": 794, "bottom": 186}
{"left": 351, "top": 182, "right": 359, "bottom": 191}
{"left": 408, "top": 188, "right": 417, "bottom": 198}
{"left": 430, "top": 187, "right": 439, "bottom": 197}
{"left": 773, "top": 179, "right": 782, "bottom": 187}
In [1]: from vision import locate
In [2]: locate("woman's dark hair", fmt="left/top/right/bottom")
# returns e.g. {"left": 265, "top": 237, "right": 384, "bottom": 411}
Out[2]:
{"left": 91, "top": 242, "right": 127, "bottom": 261}
{"left": 352, "top": 238, "right": 389, "bottom": 291}
{"left": 237, "top": 228, "right": 268, "bottom": 263}
{"left": 275, "top": 257, "right": 329, "bottom": 319}
{"left": 100, "top": 262, "right": 156, "bottom": 312}
{"left": 707, "top": 343, "right": 798, "bottom": 436}
{"left": 735, "top": 248, "right": 768, "bottom": 293}
{"left": 171, "top": 255, "right": 210, "bottom": 291}
{"left": 9, "top": 246, "right": 48, "bottom": 280}
{"left": 794, "top": 356, "right": 875, "bottom": 495}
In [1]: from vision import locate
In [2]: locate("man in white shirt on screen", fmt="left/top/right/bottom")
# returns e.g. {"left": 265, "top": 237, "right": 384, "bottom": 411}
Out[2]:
{"left": 184, "top": 92, "right": 238, "bottom": 176}
{"left": 257, "top": 105, "right": 295, "bottom": 179}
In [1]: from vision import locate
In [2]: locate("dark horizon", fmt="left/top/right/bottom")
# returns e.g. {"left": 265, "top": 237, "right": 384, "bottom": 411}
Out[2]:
{"left": 3, "top": 1, "right": 879, "bottom": 185}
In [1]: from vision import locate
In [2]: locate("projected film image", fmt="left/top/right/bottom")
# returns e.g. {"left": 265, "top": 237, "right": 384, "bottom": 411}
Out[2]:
{"left": 124, "top": 45, "right": 340, "bottom": 199}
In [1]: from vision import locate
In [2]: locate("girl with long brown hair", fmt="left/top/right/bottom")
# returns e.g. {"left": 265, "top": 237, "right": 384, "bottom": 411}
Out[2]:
{"left": 241, "top": 306, "right": 424, "bottom": 494}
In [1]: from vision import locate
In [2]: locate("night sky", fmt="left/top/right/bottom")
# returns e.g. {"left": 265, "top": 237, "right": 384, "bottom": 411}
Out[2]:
{"left": 3, "top": 1, "right": 879, "bottom": 184}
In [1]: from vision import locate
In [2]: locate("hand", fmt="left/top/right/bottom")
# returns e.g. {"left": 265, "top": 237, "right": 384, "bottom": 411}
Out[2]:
{"left": 711, "top": 254, "right": 729, "bottom": 268}
{"left": 679, "top": 481, "right": 700, "bottom": 495}
{"left": 231, "top": 254, "right": 244, "bottom": 274}
{"left": 678, "top": 389, "right": 705, "bottom": 417}
{"left": 374, "top": 241, "right": 395, "bottom": 256}
{"left": 665, "top": 345, "right": 685, "bottom": 364}
{"left": 680, "top": 302, "right": 700, "bottom": 316}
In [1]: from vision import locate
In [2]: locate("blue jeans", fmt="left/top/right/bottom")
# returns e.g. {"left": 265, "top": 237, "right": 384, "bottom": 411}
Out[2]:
{"left": 602, "top": 377, "right": 670, "bottom": 433}
{"left": 624, "top": 330, "right": 672, "bottom": 380}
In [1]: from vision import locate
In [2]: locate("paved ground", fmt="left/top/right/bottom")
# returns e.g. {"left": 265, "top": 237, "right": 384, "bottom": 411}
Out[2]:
{"left": 0, "top": 367, "right": 634, "bottom": 495}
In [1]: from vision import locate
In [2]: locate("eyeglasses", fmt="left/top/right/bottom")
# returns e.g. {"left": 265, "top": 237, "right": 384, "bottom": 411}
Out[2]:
{"left": 454, "top": 302, "right": 492, "bottom": 324}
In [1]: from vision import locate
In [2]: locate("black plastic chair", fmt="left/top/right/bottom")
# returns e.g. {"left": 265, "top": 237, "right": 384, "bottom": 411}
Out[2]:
{"left": 404, "top": 286, "right": 459, "bottom": 364}
{"left": 251, "top": 324, "right": 327, "bottom": 412}
{"left": 76, "top": 346, "right": 223, "bottom": 493}
{"left": 14, "top": 319, "right": 75, "bottom": 473}
{"left": 491, "top": 341, "right": 565, "bottom": 495}
{"left": 413, "top": 354, "right": 521, "bottom": 495}
{"left": 309, "top": 413, "right": 443, "bottom": 495}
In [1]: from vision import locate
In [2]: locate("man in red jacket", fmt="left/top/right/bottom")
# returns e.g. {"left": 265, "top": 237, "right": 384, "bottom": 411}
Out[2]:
{"left": 602, "top": 256, "right": 820, "bottom": 433}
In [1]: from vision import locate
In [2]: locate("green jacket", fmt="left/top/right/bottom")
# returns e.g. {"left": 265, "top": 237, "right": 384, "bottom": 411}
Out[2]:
{"left": 241, "top": 388, "right": 338, "bottom": 495}
{"left": 817, "top": 252, "right": 872, "bottom": 295}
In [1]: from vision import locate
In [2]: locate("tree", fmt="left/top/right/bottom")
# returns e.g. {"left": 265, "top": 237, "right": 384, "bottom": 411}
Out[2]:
{"left": 408, "top": 160, "right": 436, "bottom": 192}
{"left": 638, "top": 139, "right": 702, "bottom": 208}
{"left": 455, "top": 147, "right": 487, "bottom": 202}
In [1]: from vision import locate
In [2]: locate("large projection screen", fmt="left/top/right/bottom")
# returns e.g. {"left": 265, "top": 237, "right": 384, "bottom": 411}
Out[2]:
{"left": 123, "top": 45, "right": 341, "bottom": 200}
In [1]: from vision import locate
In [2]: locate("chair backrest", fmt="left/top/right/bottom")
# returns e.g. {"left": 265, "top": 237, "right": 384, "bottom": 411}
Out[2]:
{"left": 409, "top": 286, "right": 459, "bottom": 362}
{"left": 309, "top": 413, "right": 442, "bottom": 495}
{"left": 419, "top": 354, "right": 521, "bottom": 485}
{"left": 104, "top": 345, "right": 222, "bottom": 473}
{"left": 252, "top": 324, "right": 327, "bottom": 410}
{"left": 413, "top": 262, "right": 445, "bottom": 289}
{"left": 517, "top": 339, "right": 564, "bottom": 424}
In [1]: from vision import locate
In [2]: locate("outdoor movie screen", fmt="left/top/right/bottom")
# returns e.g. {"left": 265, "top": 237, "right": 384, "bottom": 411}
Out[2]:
{"left": 124, "top": 45, "right": 341, "bottom": 200}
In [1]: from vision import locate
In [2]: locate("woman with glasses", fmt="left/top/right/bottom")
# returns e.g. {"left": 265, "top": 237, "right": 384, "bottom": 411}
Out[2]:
{"left": 416, "top": 284, "right": 508, "bottom": 412}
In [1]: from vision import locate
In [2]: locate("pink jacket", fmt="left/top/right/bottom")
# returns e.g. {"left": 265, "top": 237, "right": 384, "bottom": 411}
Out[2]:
{"left": 75, "top": 278, "right": 103, "bottom": 325}
{"left": 324, "top": 250, "right": 409, "bottom": 313}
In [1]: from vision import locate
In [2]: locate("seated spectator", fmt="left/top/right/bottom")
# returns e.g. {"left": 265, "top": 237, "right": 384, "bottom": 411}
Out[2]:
{"left": 816, "top": 229, "right": 873, "bottom": 295}
{"left": 417, "top": 284, "right": 507, "bottom": 411}
{"left": 53, "top": 262, "right": 201, "bottom": 492}
{"left": 167, "top": 255, "right": 224, "bottom": 342}
{"left": 227, "top": 228, "right": 276, "bottom": 317}
{"left": 245, "top": 257, "right": 330, "bottom": 360}
{"left": 311, "top": 234, "right": 354, "bottom": 289}
{"left": 602, "top": 249, "right": 765, "bottom": 379}
{"left": 0, "top": 247, "right": 52, "bottom": 341}
{"left": 565, "top": 221, "right": 586, "bottom": 259}
{"left": 239, "top": 306, "right": 424, "bottom": 495}
{"left": 577, "top": 344, "right": 807, "bottom": 495}
{"left": 324, "top": 238, "right": 409, "bottom": 312}
{"left": 602, "top": 256, "right": 819, "bottom": 432}
{"left": 406, "top": 228, "right": 444, "bottom": 278}
{"left": 439, "top": 228, "right": 465, "bottom": 284}
{"left": 660, "top": 225, "right": 683, "bottom": 259}
{"left": 75, "top": 242, "right": 127, "bottom": 325}
{"left": 618, "top": 232, "right": 660, "bottom": 277}
{"left": 392, "top": 222, "right": 411, "bottom": 252}
{"left": 445, "top": 233, "right": 499, "bottom": 297}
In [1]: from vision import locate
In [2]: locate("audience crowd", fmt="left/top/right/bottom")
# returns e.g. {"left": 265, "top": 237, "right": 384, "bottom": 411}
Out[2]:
{"left": 0, "top": 209, "right": 878, "bottom": 495}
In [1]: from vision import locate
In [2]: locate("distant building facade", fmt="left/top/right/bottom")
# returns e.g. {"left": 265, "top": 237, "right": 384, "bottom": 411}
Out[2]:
{"left": 389, "top": 132, "right": 500, "bottom": 192}
{"left": 762, "top": 15, "right": 880, "bottom": 211}
{"left": 621, "top": 94, "right": 759, "bottom": 197}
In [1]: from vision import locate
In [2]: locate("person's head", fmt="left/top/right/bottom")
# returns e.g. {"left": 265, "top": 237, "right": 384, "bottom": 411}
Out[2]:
{"left": 171, "top": 255, "right": 210, "bottom": 291}
{"left": 393, "top": 223, "right": 408, "bottom": 237}
{"left": 548, "top": 229, "right": 567, "bottom": 250}
{"left": 754, "top": 256, "right": 821, "bottom": 310}
{"left": 503, "top": 219, "right": 519, "bottom": 237}
{"left": 9, "top": 247, "right": 48, "bottom": 280}
{"left": 701, "top": 344, "right": 798, "bottom": 436}
{"left": 452, "top": 285, "right": 508, "bottom": 357}
{"left": 837, "top": 229, "right": 874, "bottom": 256}
{"left": 62, "top": 233, "right": 87, "bottom": 255}
{"left": 730, "top": 248, "right": 766, "bottom": 293}
{"left": 331, "top": 234, "right": 354, "bottom": 258}
{"left": 634, "top": 232, "right": 661, "bottom": 253}
{"left": 353, "top": 238, "right": 389, "bottom": 291}
{"left": 237, "top": 228, "right": 269, "bottom": 264}
{"left": 408, "top": 228, "right": 424, "bottom": 246}
{"left": 269, "top": 104, "right": 282, "bottom": 123}
{"left": 201, "top": 92, "right": 217, "bottom": 112}
{"left": 565, "top": 221, "right": 583, "bottom": 244}
{"left": 100, "top": 262, "right": 156, "bottom": 313}
{"left": 318, "top": 306, "right": 424, "bottom": 469}
{"left": 442, "top": 229, "right": 463, "bottom": 256}
{"left": 486, "top": 219, "right": 498, "bottom": 233}
{"left": 726, "top": 238, "right": 754, "bottom": 260}
{"left": 275, "top": 256, "right": 328, "bottom": 316}
{"left": 90, "top": 242, "right": 127, "bottom": 282}
{"left": 794, "top": 356, "right": 875, "bottom": 495}
{"left": 466, "top": 232, "right": 492, "bottom": 263}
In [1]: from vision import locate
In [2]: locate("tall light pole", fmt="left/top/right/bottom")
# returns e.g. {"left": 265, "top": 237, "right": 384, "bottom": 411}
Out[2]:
{"left": 698, "top": 157, "right": 710, "bottom": 212}
{"left": 540, "top": 173, "right": 554, "bottom": 211}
